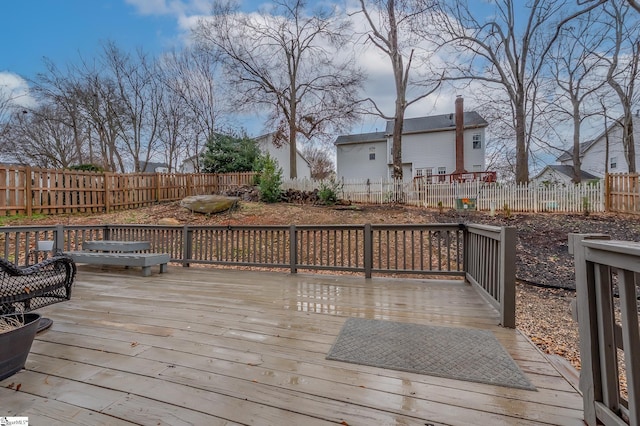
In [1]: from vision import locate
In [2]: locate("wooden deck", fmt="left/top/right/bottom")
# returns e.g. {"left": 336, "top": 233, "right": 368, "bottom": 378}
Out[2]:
{"left": 1, "top": 266, "right": 584, "bottom": 425}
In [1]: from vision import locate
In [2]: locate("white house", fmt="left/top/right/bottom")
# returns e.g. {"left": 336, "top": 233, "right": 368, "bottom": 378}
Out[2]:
{"left": 532, "top": 165, "right": 599, "bottom": 186}
{"left": 139, "top": 161, "right": 169, "bottom": 173}
{"left": 334, "top": 97, "right": 489, "bottom": 182}
{"left": 537, "top": 111, "right": 640, "bottom": 182}
{"left": 179, "top": 133, "right": 312, "bottom": 179}
{"left": 254, "top": 133, "right": 312, "bottom": 179}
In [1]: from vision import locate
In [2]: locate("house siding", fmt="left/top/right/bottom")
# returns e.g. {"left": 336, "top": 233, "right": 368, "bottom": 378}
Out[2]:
{"left": 337, "top": 140, "right": 387, "bottom": 180}
{"left": 398, "top": 129, "right": 486, "bottom": 178}
{"left": 256, "top": 135, "right": 311, "bottom": 179}
{"left": 560, "top": 115, "right": 640, "bottom": 177}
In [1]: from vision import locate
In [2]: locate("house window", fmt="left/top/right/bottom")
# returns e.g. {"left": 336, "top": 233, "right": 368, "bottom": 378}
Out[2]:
{"left": 473, "top": 134, "right": 482, "bottom": 149}
{"left": 610, "top": 157, "right": 617, "bottom": 170}
{"left": 473, "top": 164, "right": 482, "bottom": 172}
{"left": 369, "top": 147, "right": 375, "bottom": 160}
{"left": 415, "top": 167, "right": 434, "bottom": 182}
{"left": 438, "top": 167, "right": 446, "bottom": 182}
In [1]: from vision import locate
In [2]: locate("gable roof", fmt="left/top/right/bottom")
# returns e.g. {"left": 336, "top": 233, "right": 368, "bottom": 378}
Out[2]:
{"left": 334, "top": 131, "right": 386, "bottom": 146}
{"left": 557, "top": 140, "right": 597, "bottom": 162}
{"left": 334, "top": 112, "right": 488, "bottom": 146}
{"left": 386, "top": 111, "right": 488, "bottom": 134}
{"left": 139, "top": 161, "right": 169, "bottom": 172}
{"left": 557, "top": 113, "right": 640, "bottom": 162}
{"left": 535, "top": 164, "right": 599, "bottom": 181}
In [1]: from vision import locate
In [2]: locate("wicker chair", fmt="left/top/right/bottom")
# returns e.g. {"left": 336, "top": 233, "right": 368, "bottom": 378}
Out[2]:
{"left": 0, "top": 255, "right": 76, "bottom": 330}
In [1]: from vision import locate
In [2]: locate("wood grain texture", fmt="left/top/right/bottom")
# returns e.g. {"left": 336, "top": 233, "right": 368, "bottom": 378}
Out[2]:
{"left": 1, "top": 266, "right": 585, "bottom": 425}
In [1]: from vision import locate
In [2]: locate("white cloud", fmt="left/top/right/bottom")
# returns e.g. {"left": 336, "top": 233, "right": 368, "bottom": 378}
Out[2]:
{"left": 0, "top": 72, "right": 36, "bottom": 109}
{"left": 125, "top": 0, "right": 210, "bottom": 16}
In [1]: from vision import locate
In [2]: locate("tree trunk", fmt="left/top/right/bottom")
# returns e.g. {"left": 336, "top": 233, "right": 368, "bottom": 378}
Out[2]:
{"left": 572, "top": 101, "right": 582, "bottom": 183}
{"left": 623, "top": 112, "right": 636, "bottom": 173}
{"left": 289, "top": 122, "right": 297, "bottom": 179}
{"left": 514, "top": 101, "right": 529, "bottom": 183}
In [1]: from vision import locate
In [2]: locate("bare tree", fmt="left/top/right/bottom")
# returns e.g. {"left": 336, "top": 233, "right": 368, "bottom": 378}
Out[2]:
{"left": 158, "top": 48, "right": 226, "bottom": 172}
{"left": 194, "top": 0, "right": 364, "bottom": 178}
{"left": 601, "top": 0, "right": 640, "bottom": 173}
{"left": 434, "top": 0, "right": 606, "bottom": 183}
{"left": 30, "top": 60, "right": 88, "bottom": 165}
{"left": 301, "top": 145, "right": 335, "bottom": 179}
{"left": 101, "top": 42, "right": 162, "bottom": 172}
{"left": 6, "top": 105, "right": 79, "bottom": 168}
{"left": 356, "top": 0, "right": 441, "bottom": 180}
{"left": 548, "top": 10, "right": 608, "bottom": 182}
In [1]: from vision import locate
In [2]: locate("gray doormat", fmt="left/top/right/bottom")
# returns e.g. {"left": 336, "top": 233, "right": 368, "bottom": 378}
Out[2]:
{"left": 327, "top": 318, "right": 536, "bottom": 391}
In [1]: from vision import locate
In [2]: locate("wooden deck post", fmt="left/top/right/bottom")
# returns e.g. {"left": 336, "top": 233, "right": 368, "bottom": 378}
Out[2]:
{"left": 364, "top": 224, "right": 372, "bottom": 279}
{"left": 55, "top": 224, "right": 65, "bottom": 252}
{"left": 499, "top": 226, "right": 516, "bottom": 328}
{"left": 290, "top": 225, "right": 297, "bottom": 274}
{"left": 569, "top": 233, "right": 610, "bottom": 426}
{"left": 183, "top": 225, "right": 192, "bottom": 267}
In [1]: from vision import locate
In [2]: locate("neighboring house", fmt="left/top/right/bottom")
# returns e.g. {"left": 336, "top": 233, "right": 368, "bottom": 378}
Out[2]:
{"left": 533, "top": 165, "right": 599, "bottom": 186}
{"left": 179, "top": 133, "right": 312, "bottom": 179}
{"left": 334, "top": 97, "right": 489, "bottom": 182}
{"left": 254, "top": 133, "right": 312, "bottom": 180}
{"left": 549, "top": 111, "right": 640, "bottom": 179}
{"left": 139, "top": 161, "right": 169, "bottom": 173}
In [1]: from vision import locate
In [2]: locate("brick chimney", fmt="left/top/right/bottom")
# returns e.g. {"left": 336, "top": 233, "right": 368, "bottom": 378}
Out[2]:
{"left": 454, "top": 96, "right": 467, "bottom": 174}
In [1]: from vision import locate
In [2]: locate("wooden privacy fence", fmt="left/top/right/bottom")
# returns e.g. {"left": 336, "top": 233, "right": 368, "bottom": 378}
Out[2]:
{"left": 0, "top": 222, "right": 516, "bottom": 327}
{"left": 0, "top": 165, "right": 255, "bottom": 216}
{"left": 606, "top": 173, "right": 640, "bottom": 214}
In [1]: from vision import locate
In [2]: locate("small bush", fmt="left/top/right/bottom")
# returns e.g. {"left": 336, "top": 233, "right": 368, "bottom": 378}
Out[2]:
{"left": 258, "top": 154, "right": 283, "bottom": 203}
{"left": 503, "top": 203, "right": 512, "bottom": 219}
{"left": 582, "top": 196, "right": 590, "bottom": 216}
{"left": 318, "top": 179, "right": 342, "bottom": 205}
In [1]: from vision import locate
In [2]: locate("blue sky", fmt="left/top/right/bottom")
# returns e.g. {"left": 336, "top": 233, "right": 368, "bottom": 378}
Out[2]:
{"left": 1, "top": 1, "right": 182, "bottom": 79}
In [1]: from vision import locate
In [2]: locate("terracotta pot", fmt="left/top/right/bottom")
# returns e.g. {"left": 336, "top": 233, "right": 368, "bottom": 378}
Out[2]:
{"left": 0, "top": 313, "right": 41, "bottom": 381}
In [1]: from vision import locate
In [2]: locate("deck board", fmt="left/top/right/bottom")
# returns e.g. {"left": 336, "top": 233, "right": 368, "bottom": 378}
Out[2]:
{"left": 1, "top": 266, "right": 584, "bottom": 425}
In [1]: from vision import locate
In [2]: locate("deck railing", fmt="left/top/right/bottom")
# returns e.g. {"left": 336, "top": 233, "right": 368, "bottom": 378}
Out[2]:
{"left": 571, "top": 234, "right": 640, "bottom": 426}
{"left": 0, "top": 223, "right": 515, "bottom": 327}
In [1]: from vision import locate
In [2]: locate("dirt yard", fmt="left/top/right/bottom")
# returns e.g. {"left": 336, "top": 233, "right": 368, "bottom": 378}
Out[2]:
{"left": 8, "top": 201, "right": 640, "bottom": 372}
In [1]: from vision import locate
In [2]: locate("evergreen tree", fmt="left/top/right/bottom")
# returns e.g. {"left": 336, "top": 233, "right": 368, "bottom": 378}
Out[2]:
{"left": 200, "top": 133, "right": 261, "bottom": 173}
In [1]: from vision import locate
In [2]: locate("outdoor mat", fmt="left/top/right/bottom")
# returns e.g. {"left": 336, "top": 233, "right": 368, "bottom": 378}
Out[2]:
{"left": 326, "top": 318, "right": 536, "bottom": 391}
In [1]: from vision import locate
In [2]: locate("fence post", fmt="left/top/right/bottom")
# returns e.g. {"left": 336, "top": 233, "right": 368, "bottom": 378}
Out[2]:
{"left": 499, "top": 227, "right": 516, "bottom": 328}
{"left": 25, "top": 166, "right": 32, "bottom": 217}
{"left": 183, "top": 225, "right": 192, "bottom": 267}
{"left": 364, "top": 224, "right": 372, "bottom": 278}
{"left": 290, "top": 225, "right": 297, "bottom": 274}
{"left": 104, "top": 172, "right": 111, "bottom": 213}
{"left": 155, "top": 173, "right": 161, "bottom": 203}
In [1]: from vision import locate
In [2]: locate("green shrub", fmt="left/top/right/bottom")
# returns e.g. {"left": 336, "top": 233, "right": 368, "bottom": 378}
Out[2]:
{"left": 318, "top": 179, "right": 342, "bottom": 205}
{"left": 258, "top": 154, "right": 283, "bottom": 203}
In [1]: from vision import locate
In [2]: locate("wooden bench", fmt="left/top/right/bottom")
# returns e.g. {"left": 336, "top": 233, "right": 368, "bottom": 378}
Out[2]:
{"left": 65, "top": 241, "right": 170, "bottom": 277}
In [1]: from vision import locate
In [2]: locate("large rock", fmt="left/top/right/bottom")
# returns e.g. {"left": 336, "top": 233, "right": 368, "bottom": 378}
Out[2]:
{"left": 180, "top": 195, "right": 239, "bottom": 214}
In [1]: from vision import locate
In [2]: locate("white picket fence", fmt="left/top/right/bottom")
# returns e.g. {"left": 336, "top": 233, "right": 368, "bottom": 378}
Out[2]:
{"left": 282, "top": 178, "right": 605, "bottom": 213}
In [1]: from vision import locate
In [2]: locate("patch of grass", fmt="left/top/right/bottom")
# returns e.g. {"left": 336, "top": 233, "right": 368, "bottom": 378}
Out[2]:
{"left": 0, "top": 213, "right": 47, "bottom": 226}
